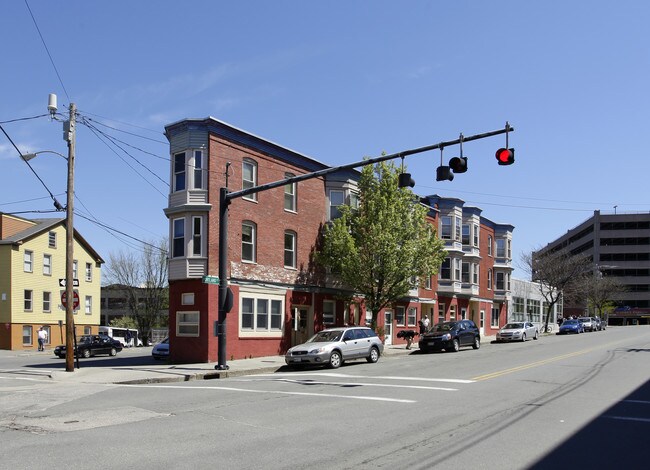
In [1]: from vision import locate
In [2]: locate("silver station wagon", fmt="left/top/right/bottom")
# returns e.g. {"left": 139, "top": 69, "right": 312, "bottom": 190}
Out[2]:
{"left": 285, "top": 326, "right": 384, "bottom": 369}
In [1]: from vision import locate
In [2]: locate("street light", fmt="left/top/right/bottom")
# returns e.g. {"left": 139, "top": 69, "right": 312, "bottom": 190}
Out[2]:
{"left": 22, "top": 102, "right": 77, "bottom": 372}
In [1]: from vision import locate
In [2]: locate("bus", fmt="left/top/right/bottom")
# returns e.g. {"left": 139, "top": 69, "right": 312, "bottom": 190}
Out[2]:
{"left": 98, "top": 326, "right": 143, "bottom": 347}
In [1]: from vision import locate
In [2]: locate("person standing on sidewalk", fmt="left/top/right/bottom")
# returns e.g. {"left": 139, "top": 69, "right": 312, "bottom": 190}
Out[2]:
{"left": 37, "top": 327, "right": 47, "bottom": 351}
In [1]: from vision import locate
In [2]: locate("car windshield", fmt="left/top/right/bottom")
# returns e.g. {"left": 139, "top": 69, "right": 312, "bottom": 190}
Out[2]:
{"left": 563, "top": 320, "right": 578, "bottom": 325}
{"left": 504, "top": 323, "right": 524, "bottom": 329}
{"left": 432, "top": 322, "right": 456, "bottom": 332}
{"left": 308, "top": 330, "right": 342, "bottom": 343}
{"left": 78, "top": 336, "right": 92, "bottom": 344}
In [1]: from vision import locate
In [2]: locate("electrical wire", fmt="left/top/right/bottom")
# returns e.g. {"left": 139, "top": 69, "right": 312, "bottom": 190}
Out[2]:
{"left": 0, "top": 113, "right": 50, "bottom": 124}
{"left": 82, "top": 116, "right": 168, "bottom": 145}
{"left": 24, "top": 0, "right": 71, "bottom": 102}
{"left": 0, "top": 123, "right": 65, "bottom": 211}
{"left": 80, "top": 118, "right": 169, "bottom": 196}
{"left": 75, "top": 212, "right": 167, "bottom": 253}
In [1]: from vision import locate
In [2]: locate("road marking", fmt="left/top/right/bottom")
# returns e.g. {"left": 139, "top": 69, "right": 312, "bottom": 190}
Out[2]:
{"left": 472, "top": 338, "right": 632, "bottom": 381}
{"left": 603, "top": 415, "right": 650, "bottom": 423}
{"left": 233, "top": 377, "right": 458, "bottom": 391}
{"left": 120, "top": 383, "right": 417, "bottom": 403}
{"left": 259, "top": 372, "right": 474, "bottom": 384}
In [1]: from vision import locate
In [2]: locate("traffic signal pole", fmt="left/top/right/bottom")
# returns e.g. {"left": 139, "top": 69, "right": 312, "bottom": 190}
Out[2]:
{"left": 215, "top": 123, "right": 514, "bottom": 370}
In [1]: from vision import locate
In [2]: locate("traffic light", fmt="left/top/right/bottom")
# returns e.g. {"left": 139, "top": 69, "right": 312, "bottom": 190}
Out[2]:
{"left": 398, "top": 172, "right": 415, "bottom": 188}
{"left": 449, "top": 156, "right": 468, "bottom": 173}
{"left": 436, "top": 165, "right": 454, "bottom": 181}
{"left": 496, "top": 148, "right": 515, "bottom": 165}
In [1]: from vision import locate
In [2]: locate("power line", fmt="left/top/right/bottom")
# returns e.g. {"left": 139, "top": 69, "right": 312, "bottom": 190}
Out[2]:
{"left": 79, "top": 116, "right": 169, "bottom": 161}
{"left": 78, "top": 110, "right": 164, "bottom": 137}
{"left": 75, "top": 212, "right": 167, "bottom": 253}
{"left": 0, "top": 123, "right": 64, "bottom": 211}
{"left": 0, "top": 113, "right": 49, "bottom": 124}
{"left": 24, "top": 0, "right": 71, "bottom": 102}
{"left": 82, "top": 116, "right": 168, "bottom": 145}
{"left": 81, "top": 118, "right": 169, "bottom": 197}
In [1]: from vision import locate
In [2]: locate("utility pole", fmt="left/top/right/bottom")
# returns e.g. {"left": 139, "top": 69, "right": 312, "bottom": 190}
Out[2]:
{"left": 64, "top": 103, "right": 76, "bottom": 372}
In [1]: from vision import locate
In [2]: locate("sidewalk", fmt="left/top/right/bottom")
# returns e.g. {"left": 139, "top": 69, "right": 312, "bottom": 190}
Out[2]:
{"left": 47, "top": 344, "right": 417, "bottom": 385}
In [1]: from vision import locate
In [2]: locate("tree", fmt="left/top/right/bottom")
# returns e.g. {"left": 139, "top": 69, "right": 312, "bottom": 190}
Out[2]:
{"left": 580, "top": 273, "right": 626, "bottom": 322}
{"left": 104, "top": 238, "right": 169, "bottom": 344}
{"left": 318, "top": 160, "right": 446, "bottom": 331}
{"left": 522, "top": 248, "right": 591, "bottom": 332}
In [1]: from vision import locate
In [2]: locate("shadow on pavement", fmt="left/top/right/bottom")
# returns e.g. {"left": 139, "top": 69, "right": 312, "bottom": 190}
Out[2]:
{"left": 529, "top": 377, "right": 650, "bottom": 469}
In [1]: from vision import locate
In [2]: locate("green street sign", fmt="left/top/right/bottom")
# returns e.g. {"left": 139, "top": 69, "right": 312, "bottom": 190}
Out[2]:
{"left": 202, "top": 275, "right": 220, "bottom": 284}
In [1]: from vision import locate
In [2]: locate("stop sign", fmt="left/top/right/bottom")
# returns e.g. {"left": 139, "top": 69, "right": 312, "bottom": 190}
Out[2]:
{"left": 61, "top": 290, "right": 80, "bottom": 310}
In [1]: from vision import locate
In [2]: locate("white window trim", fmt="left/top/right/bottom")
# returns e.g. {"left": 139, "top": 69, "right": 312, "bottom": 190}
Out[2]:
{"left": 43, "top": 291, "right": 52, "bottom": 313}
{"left": 242, "top": 221, "right": 257, "bottom": 263}
{"left": 284, "top": 230, "right": 297, "bottom": 269}
{"left": 242, "top": 159, "right": 258, "bottom": 202}
{"left": 43, "top": 254, "right": 52, "bottom": 276}
{"left": 172, "top": 217, "right": 185, "bottom": 258}
{"left": 192, "top": 216, "right": 203, "bottom": 257}
{"left": 177, "top": 310, "right": 200, "bottom": 337}
{"left": 239, "top": 291, "right": 285, "bottom": 338}
{"left": 24, "top": 250, "right": 33, "bottom": 273}
{"left": 284, "top": 173, "right": 297, "bottom": 212}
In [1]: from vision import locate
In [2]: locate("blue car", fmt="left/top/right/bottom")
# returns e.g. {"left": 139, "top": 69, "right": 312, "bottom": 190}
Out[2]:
{"left": 558, "top": 319, "right": 584, "bottom": 335}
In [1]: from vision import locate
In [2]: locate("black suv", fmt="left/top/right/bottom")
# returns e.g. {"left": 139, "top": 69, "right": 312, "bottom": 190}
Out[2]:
{"left": 418, "top": 320, "right": 481, "bottom": 353}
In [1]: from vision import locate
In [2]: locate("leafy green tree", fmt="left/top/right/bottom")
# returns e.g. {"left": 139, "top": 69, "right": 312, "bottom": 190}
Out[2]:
{"left": 318, "top": 160, "right": 446, "bottom": 330}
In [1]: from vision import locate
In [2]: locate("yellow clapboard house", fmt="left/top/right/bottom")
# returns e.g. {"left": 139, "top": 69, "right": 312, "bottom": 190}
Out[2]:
{"left": 0, "top": 213, "right": 104, "bottom": 350}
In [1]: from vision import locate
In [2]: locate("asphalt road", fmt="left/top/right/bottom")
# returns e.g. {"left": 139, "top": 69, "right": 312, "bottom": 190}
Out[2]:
{"left": 1, "top": 326, "right": 648, "bottom": 470}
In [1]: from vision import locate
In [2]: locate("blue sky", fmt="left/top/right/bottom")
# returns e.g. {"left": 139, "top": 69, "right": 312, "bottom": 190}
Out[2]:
{"left": 2, "top": 0, "right": 649, "bottom": 279}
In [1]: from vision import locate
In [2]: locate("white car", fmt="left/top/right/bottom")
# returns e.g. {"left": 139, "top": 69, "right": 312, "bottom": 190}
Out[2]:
{"left": 151, "top": 338, "right": 169, "bottom": 360}
{"left": 496, "top": 322, "right": 539, "bottom": 342}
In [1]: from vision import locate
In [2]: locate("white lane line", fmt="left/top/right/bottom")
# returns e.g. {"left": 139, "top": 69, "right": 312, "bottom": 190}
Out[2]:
{"left": 233, "top": 377, "right": 458, "bottom": 391}
{"left": 119, "top": 383, "right": 417, "bottom": 403}
{"left": 603, "top": 415, "right": 650, "bottom": 423}
{"left": 257, "top": 372, "right": 474, "bottom": 384}
{"left": 623, "top": 400, "right": 650, "bottom": 405}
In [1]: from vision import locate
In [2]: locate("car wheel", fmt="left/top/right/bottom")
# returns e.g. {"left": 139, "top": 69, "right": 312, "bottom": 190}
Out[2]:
{"left": 366, "top": 347, "right": 380, "bottom": 363}
{"left": 534, "top": 330, "right": 539, "bottom": 340}
{"left": 328, "top": 351, "right": 342, "bottom": 369}
{"left": 448, "top": 339, "right": 460, "bottom": 353}
{"left": 82, "top": 349, "right": 91, "bottom": 358}
{"left": 522, "top": 333, "right": 527, "bottom": 342}
{"left": 109, "top": 348, "right": 117, "bottom": 356}
{"left": 472, "top": 337, "right": 480, "bottom": 350}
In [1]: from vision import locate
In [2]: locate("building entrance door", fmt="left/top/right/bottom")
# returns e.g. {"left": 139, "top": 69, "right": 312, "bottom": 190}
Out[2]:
{"left": 291, "top": 307, "right": 311, "bottom": 346}
{"left": 384, "top": 310, "right": 393, "bottom": 345}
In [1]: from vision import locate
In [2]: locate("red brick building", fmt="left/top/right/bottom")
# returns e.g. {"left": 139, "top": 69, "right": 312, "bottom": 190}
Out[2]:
{"left": 164, "top": 118, "right": 513, "bottom": 363}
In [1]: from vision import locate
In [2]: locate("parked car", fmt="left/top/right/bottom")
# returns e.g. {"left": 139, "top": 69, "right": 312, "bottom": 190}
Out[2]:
{"left": 592, "top": 317, "right": 602, "bottom": 331}
{"left": 496, "top": 322, "right": 539, "bottom": 342}
{"left": 54, "top": 334, "right": 123, "bottom": 358}
{"left": 578, "top": 316, "right": 597, "bottom": 332}
{"left": 418, "top": 320, "right": 480, "bottom": 353}
{"left": 285, "top": 327, "right": 383, "bottom": 369}
{"left": 152, "top": 337, "right": 170, "bottom": 360}
{"left": 558, "top": 319, "right": 584, "bottom": 335}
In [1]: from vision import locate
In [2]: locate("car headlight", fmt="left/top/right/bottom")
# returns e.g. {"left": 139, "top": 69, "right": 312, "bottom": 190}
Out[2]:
{"left": 442, "top": 333, "right": 451, "bottom": 341}
{"left": 309, "top": 347, "right": 325, "bottom": 355}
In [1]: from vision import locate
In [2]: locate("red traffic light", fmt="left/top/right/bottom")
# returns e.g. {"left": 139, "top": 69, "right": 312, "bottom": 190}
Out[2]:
{"left": 496, "top": 148, "right": 515, "bottom": 165}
